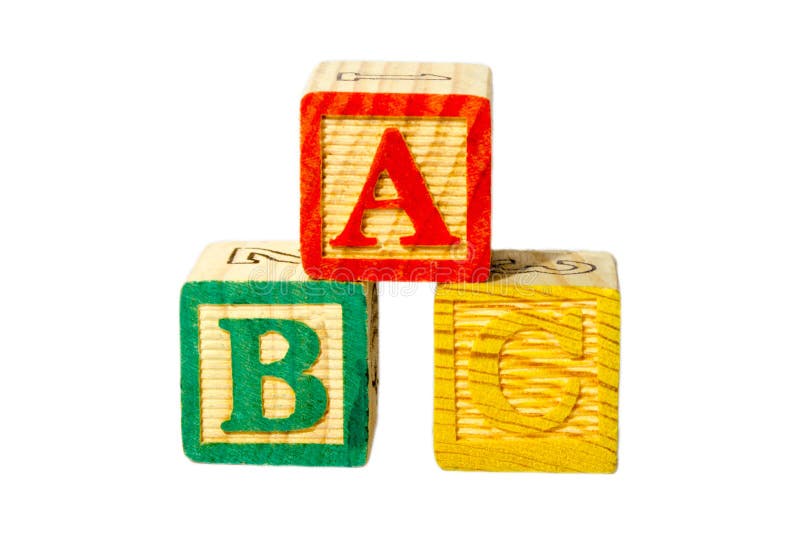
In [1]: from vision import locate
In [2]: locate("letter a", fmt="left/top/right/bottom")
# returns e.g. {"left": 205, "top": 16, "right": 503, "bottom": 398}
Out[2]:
{"left": 330, "top": 127, "right": 460, "bottom": 247}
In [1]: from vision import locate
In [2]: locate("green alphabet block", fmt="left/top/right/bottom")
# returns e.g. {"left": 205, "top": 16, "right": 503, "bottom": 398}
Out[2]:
{"left": 180, "top": 242, "right": 378, "bottom": 466}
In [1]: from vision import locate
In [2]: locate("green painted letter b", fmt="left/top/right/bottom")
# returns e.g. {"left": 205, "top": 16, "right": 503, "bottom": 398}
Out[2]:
{"left": 218, "top": 318, "right": 328, "bottom": 432}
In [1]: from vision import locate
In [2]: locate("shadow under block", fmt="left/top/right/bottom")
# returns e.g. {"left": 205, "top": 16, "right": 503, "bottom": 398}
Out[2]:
{"left": 300, "top": 61, "right": 492, "bottom": 282}
{"left": 434, "top": 250, "right": 620, "bottom": 472}
{"left": 181, "top": 242, "right": 378, "bottom": 466}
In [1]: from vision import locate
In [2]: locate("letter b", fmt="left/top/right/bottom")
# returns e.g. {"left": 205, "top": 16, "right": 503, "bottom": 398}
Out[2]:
{"left": 218, "top": 318, "right": 328, "bottom": 432}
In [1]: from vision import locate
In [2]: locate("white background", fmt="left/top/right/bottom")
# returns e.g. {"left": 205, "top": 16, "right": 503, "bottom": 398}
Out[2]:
{"left": 2, "top": 1, "right": 799, "bottom": 532}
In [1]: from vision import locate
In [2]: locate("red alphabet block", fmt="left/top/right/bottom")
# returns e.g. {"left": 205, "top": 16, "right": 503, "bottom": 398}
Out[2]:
{"left": 300, "top": 61, "right": 491, "bottom": 282}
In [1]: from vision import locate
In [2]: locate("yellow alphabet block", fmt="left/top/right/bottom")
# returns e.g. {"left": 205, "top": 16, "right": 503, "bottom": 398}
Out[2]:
{"left": 433, "top": 250, "right": 620, "bottom": 472}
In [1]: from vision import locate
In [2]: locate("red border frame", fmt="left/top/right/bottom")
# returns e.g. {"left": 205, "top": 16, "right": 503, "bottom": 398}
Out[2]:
{"left": 300, "top": 92, "right": 491, "bottom": 282}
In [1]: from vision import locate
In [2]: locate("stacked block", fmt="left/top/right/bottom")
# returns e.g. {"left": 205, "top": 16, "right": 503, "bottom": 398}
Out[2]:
{"left": 433, "top": 250, "right": 620, "bottom": 472}
{"left": 181, "top": 61, "right": 621, "bottom": 471}
{"left": 180, "top": 242, "right": 378, "bottom": 466}
{"left": 300, "top": 61, "right": 492, "bottom": 282}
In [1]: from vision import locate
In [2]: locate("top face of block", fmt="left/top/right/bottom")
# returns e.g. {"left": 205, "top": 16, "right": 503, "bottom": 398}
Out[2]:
{"left": 187, "top": 241, "right": 308, "bottom": 282}
{"left": 300, "top": 62, "right": 492, "bottom": 283}
{"left": 486, "top": 250, "right": 618, "bottom": 289}
{"left": 305, "top": 61, "right": 492, "bottom": 99}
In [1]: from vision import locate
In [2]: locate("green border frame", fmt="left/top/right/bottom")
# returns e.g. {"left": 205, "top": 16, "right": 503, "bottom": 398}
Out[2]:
{"left": 181, "top": 281, "right": 369, "bottom": 466}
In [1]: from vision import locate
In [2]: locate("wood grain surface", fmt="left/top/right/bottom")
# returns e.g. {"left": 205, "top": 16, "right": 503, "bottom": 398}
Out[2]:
{"left": 305, "top": 61, "right": 492, "bottom": 98}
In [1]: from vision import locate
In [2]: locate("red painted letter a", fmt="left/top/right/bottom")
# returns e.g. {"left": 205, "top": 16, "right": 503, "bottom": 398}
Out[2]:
{"left": 330, "top": 128, "right": 460, "bottom": 247}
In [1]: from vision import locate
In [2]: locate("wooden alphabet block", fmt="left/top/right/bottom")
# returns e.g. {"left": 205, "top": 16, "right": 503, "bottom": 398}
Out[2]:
{"left": 300, "top": 61, "right": 492, "bottom": 282}
{"left": 180, "top": 242, "right": 378, "bottom": 466}
{"left": 434, "top": 250, "right": 620, "bottom": 472}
